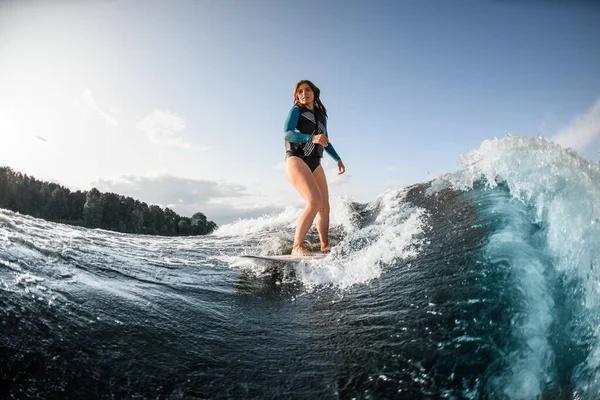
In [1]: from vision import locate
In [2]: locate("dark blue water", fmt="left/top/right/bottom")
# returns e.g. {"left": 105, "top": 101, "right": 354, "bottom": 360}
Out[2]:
{"left": 1, "top": 136, "right": 599, "bottom": 399}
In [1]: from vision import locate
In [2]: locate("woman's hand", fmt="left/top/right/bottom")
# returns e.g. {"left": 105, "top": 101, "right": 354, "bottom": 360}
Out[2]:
{"left": 312, "top": 134, "right": 329, "bottom": 146}
{"left": 337, "top": 159, "right": 346, "bottom": 175}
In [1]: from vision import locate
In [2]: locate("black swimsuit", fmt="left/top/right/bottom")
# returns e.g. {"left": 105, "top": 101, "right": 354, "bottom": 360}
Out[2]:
{"left": 285, "top": 151, "right": 322, "bottom": 172}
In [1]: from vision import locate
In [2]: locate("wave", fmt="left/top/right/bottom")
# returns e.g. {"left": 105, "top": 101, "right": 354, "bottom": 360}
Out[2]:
{"left": 430, "top": 135, "right": 600, "bottom": 398}
{"left": 1, "top": 135, "right": 599, "bottom": 398}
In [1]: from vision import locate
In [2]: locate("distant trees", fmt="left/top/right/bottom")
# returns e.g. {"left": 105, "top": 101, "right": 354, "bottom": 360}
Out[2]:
{"left": 83, "top": 188, "right": 103, "bottom": 227}
{"left": 0, "top": 166, "right": 217, "bottom": 236}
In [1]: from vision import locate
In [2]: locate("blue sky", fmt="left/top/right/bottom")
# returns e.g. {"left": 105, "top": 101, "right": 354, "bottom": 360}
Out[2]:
{"left": 0, "top": 0, "right": 599, "bottom": 224}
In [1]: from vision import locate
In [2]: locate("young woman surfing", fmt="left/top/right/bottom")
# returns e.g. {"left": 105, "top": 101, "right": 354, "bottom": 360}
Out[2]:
{"left": 283, "top": 80, "right": 346, "bottom": 256}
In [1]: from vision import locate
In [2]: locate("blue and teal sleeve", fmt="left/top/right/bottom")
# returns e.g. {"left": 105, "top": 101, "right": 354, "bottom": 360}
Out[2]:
{"left": 283, "top": 107, "right": 312, "bottom": 143}
{"left": 323, "top": 125, "right": 341, "bottom": 161}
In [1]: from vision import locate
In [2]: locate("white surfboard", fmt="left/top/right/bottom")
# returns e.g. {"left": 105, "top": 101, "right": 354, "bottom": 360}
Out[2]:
{"left": 241, "top": 252, "right": 328, "bottom": 263}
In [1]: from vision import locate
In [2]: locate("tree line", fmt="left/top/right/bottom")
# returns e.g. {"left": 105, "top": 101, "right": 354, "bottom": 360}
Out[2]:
{"left": 0, "top": 166, "right": 217, "bottom": 236}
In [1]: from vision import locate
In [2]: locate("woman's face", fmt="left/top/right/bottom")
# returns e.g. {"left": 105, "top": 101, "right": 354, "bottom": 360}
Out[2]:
{"left": 296, "top": 83, "right": 314, "bottom": 107}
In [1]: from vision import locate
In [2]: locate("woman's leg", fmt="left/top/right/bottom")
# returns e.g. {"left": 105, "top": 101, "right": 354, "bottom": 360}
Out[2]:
{"left": 285, "top": 156, "right": 322, "bottom": 256}
{"left": 312, "top": 165, "right": 331, "bottom": 252}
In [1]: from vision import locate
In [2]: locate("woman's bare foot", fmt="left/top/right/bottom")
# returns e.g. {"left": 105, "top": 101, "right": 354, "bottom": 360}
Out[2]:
{"left": 320, "top": 244, "right": 332, "bottom": 253}
{"left": 291, "top": 245, "right": 314, "bottom": 257}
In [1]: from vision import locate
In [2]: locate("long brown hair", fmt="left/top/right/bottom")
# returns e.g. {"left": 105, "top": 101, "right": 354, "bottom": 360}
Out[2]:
{"left": 293, "top": 80, "right": 328, "bottom": 117}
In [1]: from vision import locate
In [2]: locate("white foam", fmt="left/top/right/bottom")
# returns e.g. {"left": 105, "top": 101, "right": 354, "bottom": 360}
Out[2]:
{"left": 228, "top": 189, "right": 426, "bottom": 290}
{"left": 214, "top": 206, "right": 300, "bottom": 237}
{"left": 215, "top": 195, "right": 358, "bottom": 238}
{"left": 294, "top": 189, "right": 426, "bottom": 290}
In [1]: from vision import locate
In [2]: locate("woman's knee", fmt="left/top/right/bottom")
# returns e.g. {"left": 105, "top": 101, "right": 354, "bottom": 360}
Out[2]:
{"left": 307, "top": 194, "right": 322, "bottom": 210}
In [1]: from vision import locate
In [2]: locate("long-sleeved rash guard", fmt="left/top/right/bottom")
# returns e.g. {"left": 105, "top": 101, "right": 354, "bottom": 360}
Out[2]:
{"left": 283, "top": 106, "right": 341, "bottom": 161}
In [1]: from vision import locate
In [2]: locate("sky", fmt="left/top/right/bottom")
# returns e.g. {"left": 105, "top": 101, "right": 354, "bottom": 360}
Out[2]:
{"left": 0, "top": 0, "right": 599, "bottom": 225}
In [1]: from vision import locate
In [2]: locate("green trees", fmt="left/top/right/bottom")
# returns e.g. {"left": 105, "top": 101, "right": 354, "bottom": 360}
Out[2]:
{"left": 191, "top": 212, "right": 217, "bottom": 235}
{"left": 0, "top": 166, "right": 217, "bottom": 236}
{"left": 83, "top": 188, "right": 103, "bottom": 227}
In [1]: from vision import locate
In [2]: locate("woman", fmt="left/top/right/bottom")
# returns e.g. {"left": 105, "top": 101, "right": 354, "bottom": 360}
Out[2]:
{"left": 283, "top": 80, "right": 346, "bottom": 256}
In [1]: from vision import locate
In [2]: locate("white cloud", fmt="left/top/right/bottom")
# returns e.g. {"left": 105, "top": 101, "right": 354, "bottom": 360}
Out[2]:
{"left": 552, "top": 98, "right": 600, "bottom": 152}
{"left": 95, "top": 174, "right": 282, "bottom": 224}
{"left": 137, "top": 109, "right": 197, "bottom": 149}
{"left": 82, "top": 88, "right": 118, "bottom": 127}
{"left": 97, "top": 174, "right": 247, "bottom": 204}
